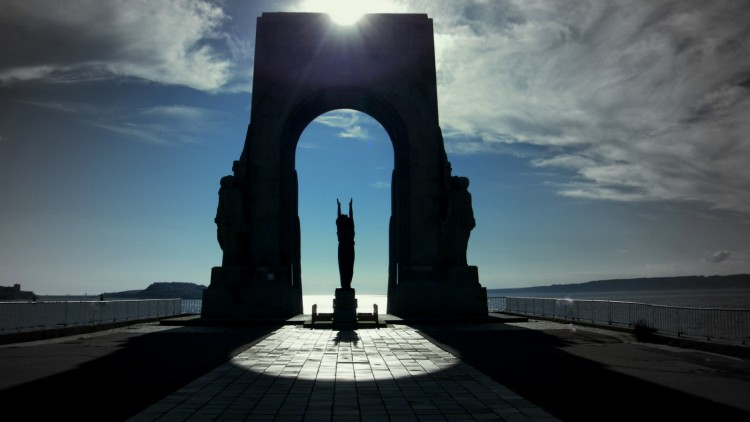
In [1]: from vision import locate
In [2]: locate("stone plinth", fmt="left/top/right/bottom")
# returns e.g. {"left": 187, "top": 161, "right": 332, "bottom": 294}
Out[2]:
{"left": 389, "top": 266, "right": 487, "bottom": 317}
{"left": 333, "top": 288, "right": 357, "bottom": 322}
{"left": 201, "top": 267, "right": 302, "bottom": 319}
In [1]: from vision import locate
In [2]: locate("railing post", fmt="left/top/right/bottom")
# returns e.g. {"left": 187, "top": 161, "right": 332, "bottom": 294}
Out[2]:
{"left": 650, "top": 304, "right": 655, "bottom": 334}
{"left": 705, "top": 308, "right": 711, "bottom": 341}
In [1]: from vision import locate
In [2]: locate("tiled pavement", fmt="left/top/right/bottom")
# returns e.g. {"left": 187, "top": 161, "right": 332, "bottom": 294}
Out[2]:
{"left": 130, "top": 325, "right": 559, "bottom": 421}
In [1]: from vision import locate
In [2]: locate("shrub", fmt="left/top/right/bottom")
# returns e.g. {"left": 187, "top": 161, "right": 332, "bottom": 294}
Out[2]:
{"left": 632, "top": 318, "right": 657, "bottom": 341}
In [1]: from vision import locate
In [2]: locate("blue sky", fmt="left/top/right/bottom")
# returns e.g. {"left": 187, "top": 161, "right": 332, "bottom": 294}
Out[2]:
{"left": 1, "top": 0, "right": 749, "bottom": 295}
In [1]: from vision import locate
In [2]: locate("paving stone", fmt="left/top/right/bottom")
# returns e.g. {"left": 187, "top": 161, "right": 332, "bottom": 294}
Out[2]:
{"left": 128, "top": 325, "right": 560, "bottom": 421}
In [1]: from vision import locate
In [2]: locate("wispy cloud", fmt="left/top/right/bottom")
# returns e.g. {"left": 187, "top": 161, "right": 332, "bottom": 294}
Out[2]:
{"left": 297, "top": 141, "right": 320, "bottom": 150}
{"left": 313, "top": 110, "right": 371, "bottom": 140}
{"left": 10, "top": 98, "right": 113, "bottom": 117}
{"left": 11, "top": 98, "right": 88, "bottom": 114}
{"left": 13, "top": 96, "right": 226, "bottom": 146}
{"left": 140, "top": 105, "right": 218, "bottom": 122}
{"left": 406, "top": 0, "right": 750, "bottom": 214}
{"left": 96, "top": 104, "right": 225, "bottom": 146}
{"left": 369, "top": 181, "right": 391, "bottom": 189}
{"left": 0, "top": 0, "right": 233, "bottom": 91}
{"left": 86, "top": 121, "right": 178, "bottom": 146}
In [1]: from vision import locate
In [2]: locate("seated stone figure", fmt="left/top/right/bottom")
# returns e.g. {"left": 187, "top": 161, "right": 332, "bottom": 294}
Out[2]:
{"left": 445, "top": 176, "right": 476, "bottom": 266}
{"left": 215, "top": 175, "right": 248, "bottom": 266}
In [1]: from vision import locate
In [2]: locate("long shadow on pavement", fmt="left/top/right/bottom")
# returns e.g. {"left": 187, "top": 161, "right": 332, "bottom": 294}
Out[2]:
{"left": 0, "top": 324, "right": 279, "bottom": 421}
{"left": 417, "top": 323, "right": 750, "bottom": 421}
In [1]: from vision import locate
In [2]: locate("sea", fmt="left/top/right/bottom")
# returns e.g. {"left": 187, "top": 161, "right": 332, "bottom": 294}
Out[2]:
{"left": 486, "top": 288, "right": 750, "bottom": 310}
{"left": 34, "top": 294, "right": 390, "bottom": 315}
{"left": 36, "top": 289, "right": 750, "bottom": 312}
{"left": 303, "top": 294, "right": 388, "bottom": 314}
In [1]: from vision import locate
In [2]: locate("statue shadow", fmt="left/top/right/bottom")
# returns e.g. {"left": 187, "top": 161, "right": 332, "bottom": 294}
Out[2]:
{"left": 334, "top": 330, "right": 360, "bottom": 346}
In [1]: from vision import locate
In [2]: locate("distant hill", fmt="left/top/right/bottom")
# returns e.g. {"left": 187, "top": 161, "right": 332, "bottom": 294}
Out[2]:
{"left": 103, "top": 282, "right": 206, "bottom": 299}
{"left": 489, "top": 274, "right": 750, "bottom": 295}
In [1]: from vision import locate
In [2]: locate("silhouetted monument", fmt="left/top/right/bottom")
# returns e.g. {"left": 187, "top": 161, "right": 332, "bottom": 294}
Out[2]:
{"left": 336, "top": 199, "right": 355, "bottom": 290}
{"left": 334, "top": 198, "right": 357, "bottom": 323}
{"left": 202, "top": 13, "right": 487, "bottom": 319}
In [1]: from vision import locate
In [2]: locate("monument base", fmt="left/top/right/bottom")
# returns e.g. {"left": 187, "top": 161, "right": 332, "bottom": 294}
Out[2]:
{"left": 389, "top": 266, "right": 487, "bottom": 318}
{"left": 201, "top": 267, "right": 302, "bottom": 319}
{"left": 333, "top": 288, "right": 357, "bottom": 322}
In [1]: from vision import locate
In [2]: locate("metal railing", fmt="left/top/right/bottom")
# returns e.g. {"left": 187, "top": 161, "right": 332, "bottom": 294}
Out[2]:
{"left": 488, "top": 296, "right": 750, "bottom": 344}
{"left": 181, "top": 299, "right": 202, "bottom": 315}
{"left": 0, "top": 299, "right": 183, "bottom": 333}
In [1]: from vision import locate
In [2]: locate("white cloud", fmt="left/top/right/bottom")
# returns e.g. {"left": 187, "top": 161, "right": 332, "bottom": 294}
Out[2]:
{"left": 532, "top": 155, "right": 597, "bottom": 171}
{"left": 0, "top": 0, "right": 232, "bottom": 91}
{"left": 313, "top": 110, "right": 360, "bottom": 129}
{"left": 5, "top": 0, "right": 749, "bottom": 214}
{"left": 704, "top": 250, "right": 731, "bottom": 264}
{"left": 338, "top": 125, "right": 368, "bottom": 140}
{"left": 0, "top": 65, "right": 58, "bottom": 83}
{"left": 313, "top": 110, "right": 371, "bottom": 140}
{"left": 404, "top": 0, "right": 750, "bottom": 214}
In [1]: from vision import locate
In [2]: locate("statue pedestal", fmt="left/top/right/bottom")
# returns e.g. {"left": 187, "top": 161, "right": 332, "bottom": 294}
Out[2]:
{"left": 333, "top": 288, "right": 357, "bottom": 322}
{"left": 388, "top": 266, "right": 487, "bottom": 318}
{"left": 201, "top": 267, "right": 302, "bottom": 319}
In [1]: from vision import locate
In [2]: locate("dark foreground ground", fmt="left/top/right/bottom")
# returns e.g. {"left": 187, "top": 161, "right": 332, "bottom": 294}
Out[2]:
{"left": 0, "top": 324, "right": 280, "bottom": 420}
{"left": 1, "top": 318, "right": 749, "bottom": 421}
{"left": 417, "top": 321, "right": 750, "bottom": 421}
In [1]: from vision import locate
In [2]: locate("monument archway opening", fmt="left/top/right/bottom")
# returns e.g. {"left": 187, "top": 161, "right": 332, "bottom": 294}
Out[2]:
{"left": 296, "top": 109, "right": 393, "bottom": 298}
{"left": 202, "top": 13, "right": 487, "bottom": 319}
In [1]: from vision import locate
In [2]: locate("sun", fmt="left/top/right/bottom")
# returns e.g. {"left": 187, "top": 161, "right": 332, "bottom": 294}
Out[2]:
{"left": 319, "top": 0, "right": 366, "bottom": 25}
{"left": 299, "top": 0, "right": 402, "bottom": 25}
{"left": 329, "top": 7, "right": 365, "bottom": 25}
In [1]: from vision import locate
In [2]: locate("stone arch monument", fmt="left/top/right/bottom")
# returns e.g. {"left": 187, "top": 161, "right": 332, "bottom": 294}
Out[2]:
{"left": 202, "top": 13, "right": 487, "bottom": 319}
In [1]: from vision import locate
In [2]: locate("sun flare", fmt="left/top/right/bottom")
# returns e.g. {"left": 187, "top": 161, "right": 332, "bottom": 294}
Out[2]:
{"left": 329, "top": 6, "right": 364, "bottom": 25}
{"left": 299, "top": 0, "right": 402, "bottom": 25}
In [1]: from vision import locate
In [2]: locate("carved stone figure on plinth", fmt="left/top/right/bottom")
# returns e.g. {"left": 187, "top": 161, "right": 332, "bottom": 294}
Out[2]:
{"left": 444, "top": 176, "right": 475, "bottom": 266}
{"left": 336, "top": 198, "right": 355, "bottom": 289}
{"left": 215, "top": 174, "right": 248, "bottom": 267}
